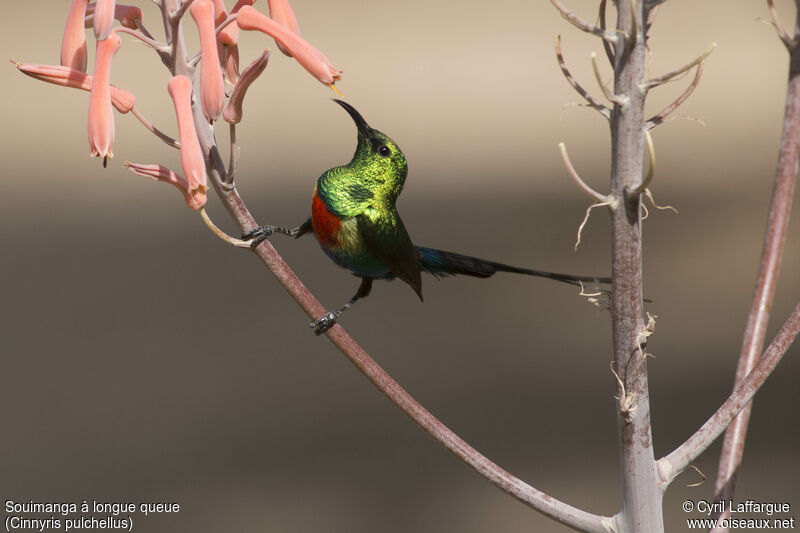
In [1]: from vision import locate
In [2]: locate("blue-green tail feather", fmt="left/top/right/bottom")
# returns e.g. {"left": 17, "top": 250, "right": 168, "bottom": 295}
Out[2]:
{"left": 415, "top": 246, "right": 611, "bottom": 288}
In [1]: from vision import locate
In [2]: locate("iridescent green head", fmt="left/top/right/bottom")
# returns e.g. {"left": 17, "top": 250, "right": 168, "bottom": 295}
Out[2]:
{"left": 333, "top": 99, "right": 408, "bottom": 205}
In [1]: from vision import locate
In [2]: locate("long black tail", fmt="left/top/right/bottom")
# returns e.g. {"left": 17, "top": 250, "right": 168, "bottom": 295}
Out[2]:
{"left": 416, "top": 246, "right": 610, "bottom": 289}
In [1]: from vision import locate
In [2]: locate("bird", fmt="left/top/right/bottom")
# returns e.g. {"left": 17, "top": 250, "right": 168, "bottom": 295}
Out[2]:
{"left": 243, "top": 99, "right": 610, "bottom": 335}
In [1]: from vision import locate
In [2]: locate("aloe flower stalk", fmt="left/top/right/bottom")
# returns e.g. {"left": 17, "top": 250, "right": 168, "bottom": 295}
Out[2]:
{"left": 93, "top": 0, "right": 117, "bottom": 40}
{"left": 88, "top": 32, "right": 121, "bottom": 165}
{"left": 266, "top": 0, "right": 300, "bottom": 57}
{"left": 223, "top": 50, "right": 269, "bottom": 124}
{"left": 236, "top": 6, "right": 342, "bottom": 88}
{"left": 16, "top": 62, "right": 135, "bottom": 113}
{"left": 190, "top": 0, "right": 225, "bottom": 122}
{"left": 85, "top": 3, "right": 142, "bottom": 30}
{"left": 124, "top": 162, "right": 207, "bottom": 210}
{"left": 167, "top": 75, "right": 208, "bottom": 200}
{"left": 61, "top": 0, "right": 89, "bottom": 72}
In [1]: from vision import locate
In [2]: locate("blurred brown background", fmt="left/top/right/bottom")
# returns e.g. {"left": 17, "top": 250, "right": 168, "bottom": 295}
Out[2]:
{"left": 2, "top": 1, "right": 799, "bottom": 531}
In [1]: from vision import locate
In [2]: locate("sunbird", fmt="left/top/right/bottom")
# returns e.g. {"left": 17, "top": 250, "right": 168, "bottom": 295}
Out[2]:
{"left": 244, "top": 100, "right": 610, "bottom": 335}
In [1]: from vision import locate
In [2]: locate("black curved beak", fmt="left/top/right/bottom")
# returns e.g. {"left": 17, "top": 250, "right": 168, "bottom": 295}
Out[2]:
{"left": 333, "top": 99, "right": 372, "bottom": 137}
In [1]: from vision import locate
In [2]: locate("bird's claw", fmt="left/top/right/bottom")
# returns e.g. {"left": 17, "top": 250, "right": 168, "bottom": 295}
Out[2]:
{"left": 241, "top": 226, "right": 274, "bottom": 249}
{"left": 310, "top": 312, "right": 339, "bottom": 336}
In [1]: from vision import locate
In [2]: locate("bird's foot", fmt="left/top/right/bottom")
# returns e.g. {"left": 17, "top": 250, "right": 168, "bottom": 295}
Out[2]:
{"left": 241, "top": 226, "right": 275, "bottom": 248}
{"left": 310, "top": 311, "right": 340, "bottom": 336}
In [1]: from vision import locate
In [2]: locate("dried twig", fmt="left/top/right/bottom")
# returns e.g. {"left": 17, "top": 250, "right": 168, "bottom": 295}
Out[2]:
{"left": 644, "top": 42, "right": 716, "bottom": 89}
{"left": 575, "top": 199, "right": 614, "bottom": 251}
{"left": 592, "top": 52, "right": 627, "bottom": 106}
{"left": 555, "top": 36, "right": 611, "bottom": 119}
{"left": 599, "top": 0, "right": 615, "bottom": 65}
{"left": 766, "top": 0, "right": 796, "bottom": 49}
{"left": 550, "top": 0, "right": 618, "bottom": 42}
{"left": 558, "top": 142, "right": 610, "bottom": 203}
{"left": 646, "top": 63, "right": 703, "bottom": 129}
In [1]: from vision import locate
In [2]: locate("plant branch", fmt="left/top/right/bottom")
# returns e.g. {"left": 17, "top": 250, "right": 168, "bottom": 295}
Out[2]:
{"left": 114, "top": 26, "right": 170, "bottom": 53}
{"left": 767, "top": 0, "right": 796, "bottom": 49}
{"left": 558, "top": 142, "right": 611, "bottom": 203}
{"left": 555, "top": 35, "right": 611, "bottom": 119}
{"left": 710, "top": 5, "right": 800, "bottom": 525}
{"left": 643, "top": 43, "right": 715, "bottom": 89}
{"left": 608, "top": 1, "right": 663, "bottom": 531}
{"left": 130, "top": 106, "right": 181, "bottom": 149}
{"left": 645, "top": 63, "right": 703, "bottom": 130}
{"left": 599, "top": 0, "right": 615, "bottom": 65}
{"left": 550, "top": 0, "right": 618, "bottom": 42}
{"left": 659, "top": 302, "right": 800, "bottom": 480}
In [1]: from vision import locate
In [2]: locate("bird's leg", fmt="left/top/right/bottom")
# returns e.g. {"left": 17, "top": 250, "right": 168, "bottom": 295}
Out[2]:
{"left": 241, "top": 219, "right": 312, "bottom": 248}
{"left": 311, "top": 278, "right": 373, "bottom": 336}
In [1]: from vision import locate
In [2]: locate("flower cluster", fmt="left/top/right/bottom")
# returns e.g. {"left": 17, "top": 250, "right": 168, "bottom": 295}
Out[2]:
{"left": 15, "top": 0, "right": 342, "bottom": 210}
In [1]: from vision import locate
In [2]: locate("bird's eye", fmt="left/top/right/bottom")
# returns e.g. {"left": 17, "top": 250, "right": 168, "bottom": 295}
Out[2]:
{"left": 378, "top": 146, "right": 391, "bottom": 157}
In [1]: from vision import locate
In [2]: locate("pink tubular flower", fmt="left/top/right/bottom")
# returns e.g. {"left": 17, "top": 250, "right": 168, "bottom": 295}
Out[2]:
{"left": 124, "top": 162, "right": 207, "bottom": 210}
{"left": 223, "top": 50, "right": 269, "bottom": 124}
{"left": 191, "top": 0, "right": 225, "bottom": 122}
{"left": 167, "top": 75, "right": 208, "bottom": 200}
{"left": 88, "top": 32, "right": 121, "bottom": 164}
{"left": 219, "top": 0, "right": 256, "bottom": 84}
{"left": 61, "top": 0, "right": 89, "bottom": 72}
{"left": 225, "top": 45, "right": 240, "bottom": 85}
{"left": 266, "top": 0, "right": 300, "bottom": 57}
{"left": 16, "top": 62, "right": 135, "bottom": 113}
{"left": 236, "top": 6, "right": 342, "bottom": 88}
{"left": 85, "top": 3, "right": 142, "bottom": 30}
{"left": 212, "top": 0, "right": 239, "bottom": 46}
{"left": 93, "top": 0, "right": 117, "bottom": 40}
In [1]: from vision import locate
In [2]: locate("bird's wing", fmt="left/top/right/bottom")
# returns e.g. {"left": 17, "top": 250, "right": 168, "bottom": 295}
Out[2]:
{"left": 356, "top": 210, "right": 423, "bottom": 300}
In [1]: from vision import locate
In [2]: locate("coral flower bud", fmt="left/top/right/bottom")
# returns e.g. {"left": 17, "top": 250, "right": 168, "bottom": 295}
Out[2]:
{"left": 16, "top": 62, "right": 135, "bottom": 113}
{"left": 61, "top": 0, "right": 89, "bottom": 72}
{"left": 211, "top": 0, "right": 239, "bottom": 45}
{"left": 88, "top": 32, "right": 121, "bottom": 165}
{"left": 85, "top": 3, "right": 142, "bottom": 30}
{"left": 124, "top": 162, "right": 207, "bottom": 210}
{"left": 225, "top": 45, "right": 240, "bottom": 85}
{"left": 190, "top": 0, "right": 225, "bottom": 122}
{"left": 266, "top": 0, "right": 300, "bottom": 57}
{"left": 236, "top": 6, "right": 342, "bottom": 87}
{"left": 223, "top": 50, "right": 269, "bottom": 124}
{"left": 93, "top": 0, "right": 117, "bottom": 40}
{"left": 167, "top": 76, "right": 208, "bottom": 199}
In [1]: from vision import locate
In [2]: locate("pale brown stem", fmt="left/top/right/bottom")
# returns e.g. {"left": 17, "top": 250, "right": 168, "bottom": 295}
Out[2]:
{"left": 710, "top": 4, "right": 800, "bottom": 528}
{"left": 555, "top": 35, "right": 611, "bottom": 119}
{"left": 607, "top": 1, "right": 662, "bottom": 532}
{"left": 645, "top": 63, "right": 703, "bottom": 130}
{"left": 130, "top": 106, "right": 181, "bottom": 149}
{"left": 659, "top": 302, "right": 800, "bottom": 479}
